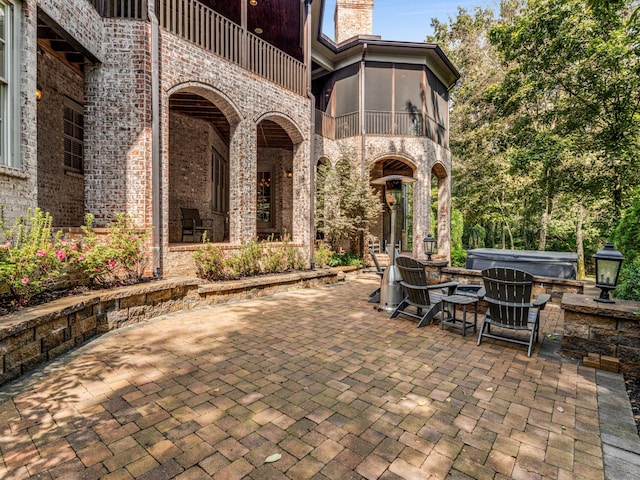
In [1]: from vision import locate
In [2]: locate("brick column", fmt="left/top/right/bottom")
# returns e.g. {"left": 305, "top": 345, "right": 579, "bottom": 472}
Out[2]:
{"left": 228, "top": 119, "right": 257, "bottom": 243}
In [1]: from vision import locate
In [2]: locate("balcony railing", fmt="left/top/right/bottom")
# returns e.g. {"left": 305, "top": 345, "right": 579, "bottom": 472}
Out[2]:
{"left": 88, "top": 0, "right": 307, "bottom": 96}
{"left": 315, "top": 109, "right": 449, "bottom": 148}
{"left": 90, "top": 0, "right": 147, "bottom": 19}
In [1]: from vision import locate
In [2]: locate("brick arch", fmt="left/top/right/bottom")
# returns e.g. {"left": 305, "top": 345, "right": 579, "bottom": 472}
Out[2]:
{"left": 431, "top": 161, "right": 448, "bottom": 180}
{"left": 167, "top": 81, "right": 242, "bottom": 127}
{"left": 370, "top": 154, "right": 418, "bottom": 173}
{"left": 254, "top": 111, "right": 305, "bottom": 144}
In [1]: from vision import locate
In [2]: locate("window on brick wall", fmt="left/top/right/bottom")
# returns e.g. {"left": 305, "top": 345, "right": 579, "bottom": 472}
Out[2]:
{"left": 0, "top": 0, "right": 19, "bottom": 168}
{"left": 211, "top": 147, "right": 227, "bottom": 214}
{"left": 63, "top": 99, "right": 84, "bottom": 173}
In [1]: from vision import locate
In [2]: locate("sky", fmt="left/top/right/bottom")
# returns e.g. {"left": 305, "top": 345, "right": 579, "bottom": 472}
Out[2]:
{"left": 323, "top": 0, "right": 498, "bottom": 43}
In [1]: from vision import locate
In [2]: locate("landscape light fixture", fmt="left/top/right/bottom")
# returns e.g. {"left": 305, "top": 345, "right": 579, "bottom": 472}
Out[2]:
{"left": 423, "top": 234, "right": 436, "bottom": 261}
{"left": 593, "top": 242, "right": 624, "bottom": 303}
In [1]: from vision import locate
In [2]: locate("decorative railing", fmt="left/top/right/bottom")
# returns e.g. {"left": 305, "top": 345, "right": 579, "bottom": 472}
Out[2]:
{"left": 157, "top": 0, "right": 306, "bottom": 96}
{"left": 315, "top": 109, "right": 449, "bottom": 148}
{"left": 90, "top": 0, "right": 148, "bottom": 19}
{"left": 87, "top": 0, "right": 306, "bottom": 96}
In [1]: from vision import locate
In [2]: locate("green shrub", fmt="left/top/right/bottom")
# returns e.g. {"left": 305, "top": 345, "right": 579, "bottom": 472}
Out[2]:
{"left": 613, "top": 200, "right": 640, "bottom": 264}
{"left": 229, "top": 239, "right": 263, "bottom": 277}
{"left": 329, "top": 252, "right": 362, "bottom": 268}
{"left": 193, "top": 244, "right": 231, "bottom": 280}
{"left": 614, "top": 258, "right": 640, "bottom": 302}
{"left": 314, "top": 244, "right": 333, "bottom": 267}
{"left": 0, "top": 207, "right": 69, "bottom": 304}
{"left": 451, "top": 247, "right": 467, "bottom": 268}
{"left": 74, "top": 213, "right": 149, "bottom": 286}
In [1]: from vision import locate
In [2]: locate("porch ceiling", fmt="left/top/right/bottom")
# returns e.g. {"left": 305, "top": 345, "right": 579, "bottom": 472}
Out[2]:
{"left": 169, "top": 92, "right": 294, "bottom": 149}
{"left": 200, "top": 0, "right": 303, "bottom": 61}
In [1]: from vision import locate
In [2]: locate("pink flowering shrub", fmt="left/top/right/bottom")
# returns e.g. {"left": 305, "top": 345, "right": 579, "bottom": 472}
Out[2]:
{"left": 0, "top": 207, "right": 70, "bottom": 303}
{"left": 74, "top": 213, "right": 149, "bottom": 286}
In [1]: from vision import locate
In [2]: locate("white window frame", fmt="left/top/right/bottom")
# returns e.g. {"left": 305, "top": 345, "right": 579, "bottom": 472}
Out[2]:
{"left": 0, "top": 0, "right": 20, "bottom": 168}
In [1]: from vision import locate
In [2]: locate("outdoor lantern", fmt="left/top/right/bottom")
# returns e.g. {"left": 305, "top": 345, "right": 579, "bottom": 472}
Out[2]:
{"left": 423, "top": 234, "right": 436, "bottom": 261}
{"left": 593, "top": 242, "right": 624, "bottom": 303}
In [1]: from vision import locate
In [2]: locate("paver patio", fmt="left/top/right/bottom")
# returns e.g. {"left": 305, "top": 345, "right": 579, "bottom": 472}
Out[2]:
{"left": 0, "top": 273, "right": 629, "bottom": 479}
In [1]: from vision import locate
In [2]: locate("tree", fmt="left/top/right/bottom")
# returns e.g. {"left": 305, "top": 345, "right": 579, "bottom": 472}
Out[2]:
{"left": 315, "top": 149, "right": 381, "bottom": 256}
{"left": 490, "top": 0, "right": 640, "bottom": 222}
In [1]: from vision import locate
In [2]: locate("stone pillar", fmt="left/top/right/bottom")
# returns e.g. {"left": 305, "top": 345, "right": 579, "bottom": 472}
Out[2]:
{"left": 334, "top": 0, "right": 374, "bottom": 43}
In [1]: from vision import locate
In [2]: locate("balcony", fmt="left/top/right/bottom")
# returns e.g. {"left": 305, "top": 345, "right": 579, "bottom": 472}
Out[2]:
{"left": 315, "top": 110, "right": 448, "bottom": 148}
{"left": 88, "top": 0, "right": 307, "bottom": 96}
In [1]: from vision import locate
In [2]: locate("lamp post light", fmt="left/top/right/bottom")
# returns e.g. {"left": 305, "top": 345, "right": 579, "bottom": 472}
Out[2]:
{"left": 423, "top": 234, "right": 436, "bottom": 261}
{"left": 371, "top": 175, "right": 416, "bottom": 311}
{"left": 593, "top": 242, "right": 624, "bottom": 303}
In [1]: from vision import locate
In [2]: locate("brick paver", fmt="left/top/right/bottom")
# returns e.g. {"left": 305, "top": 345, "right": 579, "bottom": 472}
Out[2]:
{"left": 0, "top": 273, "right": 609, "bottom": 479}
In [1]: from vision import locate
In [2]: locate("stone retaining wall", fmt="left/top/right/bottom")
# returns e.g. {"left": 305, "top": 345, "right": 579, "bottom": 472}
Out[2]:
{"left": 0, "top": 269, "right": 343, "bottom": 388}
{"left": 561, "top": 294, "right": 640, "bottom": 375}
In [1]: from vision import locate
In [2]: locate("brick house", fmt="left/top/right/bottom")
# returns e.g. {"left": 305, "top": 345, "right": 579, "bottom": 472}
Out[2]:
{"left": 2, "top": 0, "right": 458, "bottom": 276}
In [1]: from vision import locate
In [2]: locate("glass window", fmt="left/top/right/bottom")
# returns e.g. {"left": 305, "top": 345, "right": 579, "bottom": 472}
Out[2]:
{"left": 257, "top": 170, "right": 272, "bottom": 226}
{"left": 211, "top": 148, "right": 227, "bottom": 214}
{"left": 63, "top": 99, "right": 84, "bottom": 173}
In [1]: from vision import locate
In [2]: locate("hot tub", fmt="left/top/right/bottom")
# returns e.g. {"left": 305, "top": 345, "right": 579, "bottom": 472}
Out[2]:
{"left": 465, "top": 248, "right": 578, "bottom": 279}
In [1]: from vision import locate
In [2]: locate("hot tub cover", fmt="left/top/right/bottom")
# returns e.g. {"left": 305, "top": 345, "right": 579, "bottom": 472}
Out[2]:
{"left": 465, "top": 248, "right": 578, "bottom": 279}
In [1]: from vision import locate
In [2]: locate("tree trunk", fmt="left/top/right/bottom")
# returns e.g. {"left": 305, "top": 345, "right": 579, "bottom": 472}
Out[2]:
{"left": 539, "top": 196, "right": 554, "bottom": 251}
{"left": 576, "top": 204, "right": 585, "bottom": 280}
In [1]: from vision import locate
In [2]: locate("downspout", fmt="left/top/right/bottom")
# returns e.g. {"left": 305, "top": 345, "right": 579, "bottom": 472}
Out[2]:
{"left": 305, "top": 0, "right": 316, "bottom": 269}
{"left": 360, "top": 43, "right": 367, "bottom": 175}
{"left": 148, "top": 2, "right": 161, "bottom": 277}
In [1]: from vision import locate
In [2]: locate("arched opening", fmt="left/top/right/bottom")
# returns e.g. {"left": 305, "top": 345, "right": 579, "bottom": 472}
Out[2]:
{"left": 431, "top": 161, "right": 450, "bottom": 260}
{"left": 255, "top": 116, "right": 300, "bottom": 240}
{"left": 370, "top": 158, "right": 416, "bottom": 253}
{"left": 168, "top": 88, "right": 237, "bottom": 243}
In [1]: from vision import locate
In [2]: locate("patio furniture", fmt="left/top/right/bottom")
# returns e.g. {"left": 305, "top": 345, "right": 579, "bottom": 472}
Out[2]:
{"left": 390, "top": 256, "right": 458, "bottom": 327}
{"left": 181, "top": 207, "right": 214, "bottom": 242}
{"left": 440, "top": 293, "right": 479, "bottom": 337}
{"left": 368, "top": 248, "right": 385, "bottom": 303}
{"left": 477, "top": 267, "right": 551, "bottom": 357}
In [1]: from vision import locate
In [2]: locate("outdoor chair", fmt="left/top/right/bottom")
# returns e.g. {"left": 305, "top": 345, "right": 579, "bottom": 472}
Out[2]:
{"left": 477, "top": 267, "right": 551, "bottom": 357}
{"left": 181, "top": 207, "right": 214, "bottom": 242}
{"left": 390, "top": 256, "right": 458, "bottom": 327}
{"left": 368, "top": 248, "right": 385, "bottom": 303}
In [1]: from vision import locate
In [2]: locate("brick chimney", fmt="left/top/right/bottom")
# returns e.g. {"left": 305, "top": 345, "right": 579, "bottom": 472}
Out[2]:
{"left": 334, "top": 0, "right": 374, "bottom": 43}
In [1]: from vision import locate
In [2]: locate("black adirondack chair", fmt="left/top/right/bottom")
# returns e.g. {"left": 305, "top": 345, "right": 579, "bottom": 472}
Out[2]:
{"left": 368, "top": 248, "right": 385, "bottom": 303}
{"left": 390, "top": 256, "right": 458, "bottom": 327}
{"left": 477, "top": 267, "right": 551, "bottom": 357}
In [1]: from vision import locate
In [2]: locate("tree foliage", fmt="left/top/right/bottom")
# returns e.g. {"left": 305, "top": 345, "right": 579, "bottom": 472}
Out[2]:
{"left": 430, "top": 0, "right": 640, "bottom": 276}
{"left": 315, "top": 148, "right": 381, "bottom": 255}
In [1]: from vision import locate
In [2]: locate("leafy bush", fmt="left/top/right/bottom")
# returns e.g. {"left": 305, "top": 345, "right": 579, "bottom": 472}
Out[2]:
{"left": 194, "top": 238, "right": 307, "bottom": 280}
{"left": 0, "top": 208, "right": 70, "bottom": 304}
{"left": 74, "top": 213, "right": 149, "bottom": 286}
{"left": 614, "top": 258, "right": 640, "bottom": 302}
{"left": 314, "top": 244, "right": 333, "bottom": 267}
{"left": 193, "top": 244, "right": 231, "bottom": 280}
{"left": 451, "top": 247, "right": 467, "bottom": 268}
{"left": 613, "top": 199, "right": 640, "bottom": 264}
{"left": 328, "top": 252, "right": 363, "bottom": 268}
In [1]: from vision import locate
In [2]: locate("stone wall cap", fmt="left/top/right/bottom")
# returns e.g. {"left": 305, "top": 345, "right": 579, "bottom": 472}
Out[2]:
{"left": 561, "top": 293, "right": 640, "bottom": 320}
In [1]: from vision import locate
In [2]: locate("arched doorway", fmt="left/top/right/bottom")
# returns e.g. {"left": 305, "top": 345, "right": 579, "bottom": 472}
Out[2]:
{"left": 370, "top": 158, "right": 416, "bottom": 253}
{"left": 431, "top": 161, "right": 451, "bottom": 261}
{"left": 255, "top": 114, "right": 304, "bottom": 240}
{"left": 167, "top": 86, "right": 239, "bottom": 243}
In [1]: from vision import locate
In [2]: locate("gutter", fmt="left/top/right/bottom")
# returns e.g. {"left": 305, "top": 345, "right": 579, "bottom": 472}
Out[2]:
{"left": 148, "top": 3, "right": 162, "bottom": 277}
{"left": 305, "top": 0, "right": 316, "bottom": 269}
